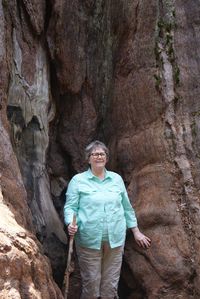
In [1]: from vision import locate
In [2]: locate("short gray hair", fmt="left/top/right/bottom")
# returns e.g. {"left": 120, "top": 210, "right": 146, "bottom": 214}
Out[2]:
{"left": 85, "top": 140, "right": 109, "bottom": 161}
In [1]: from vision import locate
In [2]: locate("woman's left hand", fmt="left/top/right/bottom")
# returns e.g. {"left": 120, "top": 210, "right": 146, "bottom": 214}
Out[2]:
{"left": 131, "top": 227, "right": 151, "bottom": 249}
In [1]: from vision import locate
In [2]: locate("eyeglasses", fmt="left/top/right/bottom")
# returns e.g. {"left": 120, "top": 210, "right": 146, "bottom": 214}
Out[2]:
{"left": 90, "top": 152, "right": 106, "bottom": 158}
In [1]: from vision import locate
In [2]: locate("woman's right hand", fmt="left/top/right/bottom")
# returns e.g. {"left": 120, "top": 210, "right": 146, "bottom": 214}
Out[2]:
{"left": 68, "top": 223, "right": 78, "bottom": 236}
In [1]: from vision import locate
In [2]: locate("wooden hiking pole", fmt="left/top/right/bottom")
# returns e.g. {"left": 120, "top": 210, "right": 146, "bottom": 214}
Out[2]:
{"left": 63, "top": 214, "right": 76, "bottom": 299}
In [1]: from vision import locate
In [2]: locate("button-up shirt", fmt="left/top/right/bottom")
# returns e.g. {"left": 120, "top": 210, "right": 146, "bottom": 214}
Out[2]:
{"left": 64, "top": 168, "right": 137, "bottom": 249}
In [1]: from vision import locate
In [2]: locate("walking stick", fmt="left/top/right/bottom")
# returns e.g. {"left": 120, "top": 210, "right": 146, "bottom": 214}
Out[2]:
{"left": 63, "top": 214, "right": 76, "bottom": 299}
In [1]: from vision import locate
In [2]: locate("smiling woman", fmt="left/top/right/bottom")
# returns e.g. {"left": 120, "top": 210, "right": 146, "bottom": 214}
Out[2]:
{"left": 64, "top": 140, "right": 151, "bottom": 299}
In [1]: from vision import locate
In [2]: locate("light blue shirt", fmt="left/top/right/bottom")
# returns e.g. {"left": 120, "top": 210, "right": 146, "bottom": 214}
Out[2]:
{"left": 64, "top": 168, "right": 138, "bottom": 249}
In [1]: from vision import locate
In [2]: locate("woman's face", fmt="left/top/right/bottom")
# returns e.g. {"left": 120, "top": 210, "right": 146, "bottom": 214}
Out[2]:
{"left": 88, "top": 146, "right": 107, "bottom": 170}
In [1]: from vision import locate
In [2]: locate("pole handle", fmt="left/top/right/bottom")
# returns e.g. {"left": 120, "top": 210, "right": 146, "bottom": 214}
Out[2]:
{"left": 72, "top": 214, "right": 76, "bottom": 226}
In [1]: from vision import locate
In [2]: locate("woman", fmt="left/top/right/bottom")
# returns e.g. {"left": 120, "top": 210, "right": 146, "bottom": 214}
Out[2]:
{"left": 64, "top": 140, "right": 151, "bottom": 299}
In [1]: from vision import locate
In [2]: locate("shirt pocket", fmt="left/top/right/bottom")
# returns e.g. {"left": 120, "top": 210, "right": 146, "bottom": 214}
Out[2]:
{"left": 105, "top": 189, "right": 123, "bottom": 213}
{"left": 78, "top": 188, "right": 98, "bottom": 206}
{"left": 106, "top": 188, "right": 123, "bottom": 204}
{"left": 107, "top": 186, "right": 122, "bottom": 193}
{"left": 79, "top": 187, "right": 97, "bottom": 194}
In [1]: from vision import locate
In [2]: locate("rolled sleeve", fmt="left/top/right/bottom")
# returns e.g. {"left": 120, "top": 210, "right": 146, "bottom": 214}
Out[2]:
{"left": 64, "top": 177, "right": 79, "bottom": 225}
{"left": 120, "top": 179, "right": 138, "bottom": 228}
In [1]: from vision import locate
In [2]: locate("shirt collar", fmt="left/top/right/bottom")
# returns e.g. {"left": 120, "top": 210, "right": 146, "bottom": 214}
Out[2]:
{"left": 86, "top": 168, "right": 112, "bottom": 180}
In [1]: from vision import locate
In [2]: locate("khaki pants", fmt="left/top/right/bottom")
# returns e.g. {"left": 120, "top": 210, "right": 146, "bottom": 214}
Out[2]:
{"left": 76, "top": 242, "right": 124, "bottom": 299}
